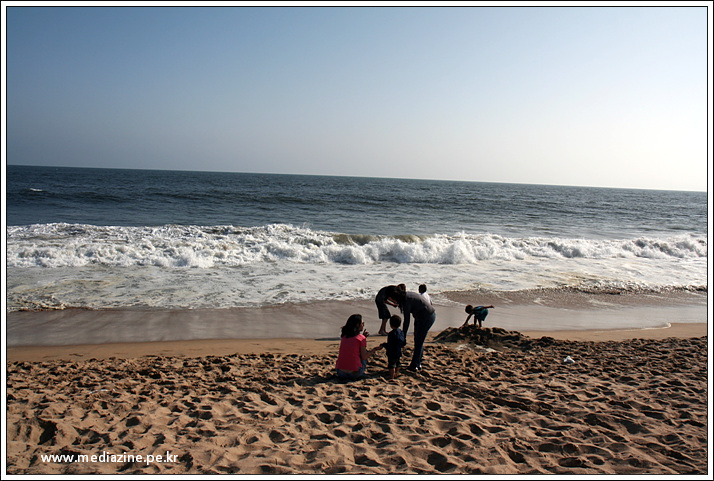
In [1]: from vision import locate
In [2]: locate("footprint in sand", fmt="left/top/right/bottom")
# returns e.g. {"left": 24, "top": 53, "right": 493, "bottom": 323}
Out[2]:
{"left": 426, "top": 451, "right": 458, "bottom": 473}
{"left": 125, "top": 416, "right": 141, "bottom": 427}
{"left": 559, "top": 456, "right": 585, "bottom": 468}
{"left": 37, "top": 418, "right": 58, "bottom": 445}
{"left": 332, "top": 428, "right": 348, "bottom": 438}
{"left": 430, "top": 436, "right": 451, "bottom": 448}
{"left": 506, "top": 448, "right": 526, "bottom": 464}
{"left": 152, "top": 433, "right": 166, "bottom": 446}
{"left": 426, "top": 401, "right": 441, "bottom": 411}
{"left": 354, "top": 454, "right": 381, "bottom": 467}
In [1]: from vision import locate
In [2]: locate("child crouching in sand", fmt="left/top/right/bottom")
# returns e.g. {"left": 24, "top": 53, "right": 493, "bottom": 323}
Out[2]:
{"left": 461, "top": 304, "right": 495, "bottom": 329}
{"left": 381, "top": 315, "right": 407, "bottom": 380}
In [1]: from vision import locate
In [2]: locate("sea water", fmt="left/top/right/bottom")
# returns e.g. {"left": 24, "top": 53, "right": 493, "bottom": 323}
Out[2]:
{"left": 5, "top": 165, "right": 708, "bottom": 312}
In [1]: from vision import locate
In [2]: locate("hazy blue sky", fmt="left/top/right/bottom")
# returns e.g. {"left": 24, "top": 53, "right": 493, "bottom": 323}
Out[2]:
{"left": 5, "top": 5, "right": 710, "bottom": 191}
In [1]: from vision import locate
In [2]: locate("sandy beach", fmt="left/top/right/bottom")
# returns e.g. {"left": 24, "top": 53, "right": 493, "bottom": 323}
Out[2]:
{"left": 5, "top": 313, "right": 709, "bottom": 475}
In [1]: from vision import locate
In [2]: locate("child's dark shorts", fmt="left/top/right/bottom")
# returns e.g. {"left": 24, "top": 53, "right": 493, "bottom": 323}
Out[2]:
{"left": 387, "top": 356, "right": 401, "bottom": 369}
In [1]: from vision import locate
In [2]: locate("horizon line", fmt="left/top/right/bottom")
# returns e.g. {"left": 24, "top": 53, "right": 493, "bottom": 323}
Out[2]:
{"left": 5, "top": 163, "right": 708, "bottom": 194}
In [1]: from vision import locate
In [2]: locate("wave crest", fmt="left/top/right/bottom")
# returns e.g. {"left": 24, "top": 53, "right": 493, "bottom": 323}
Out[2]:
{"left": 6, "top": 223, "right": 708, "bottom": 268}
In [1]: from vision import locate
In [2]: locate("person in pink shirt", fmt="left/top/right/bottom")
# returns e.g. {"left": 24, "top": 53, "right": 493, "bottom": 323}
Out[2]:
{"left": 336, "top": 314, "right": 384, "bottom": 380}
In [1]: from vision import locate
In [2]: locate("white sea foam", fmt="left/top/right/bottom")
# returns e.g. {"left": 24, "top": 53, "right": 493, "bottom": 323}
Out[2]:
{"left": 5, "top": 223, "right": 708, "bottom": 312}
{"left": 6, "top": 223, "right": 707, "bottom": 269}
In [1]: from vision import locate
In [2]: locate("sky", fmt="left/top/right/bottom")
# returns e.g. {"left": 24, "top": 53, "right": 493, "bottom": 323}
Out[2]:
{"left": 3, "top": 3, "right": 711, "bottom": 191}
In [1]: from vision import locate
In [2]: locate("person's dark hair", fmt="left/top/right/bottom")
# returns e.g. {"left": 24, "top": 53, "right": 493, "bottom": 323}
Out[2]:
{"left": 419, "top": 284, "right": 427, "bottom": 294}
{"left": 392, "top": 288, "right": 407, "bottom": 307}
{"left": 465, "top": 304, "right": 473, "bottom": 314}
{"left": 341, "top": 314, "right": 363, "bottom": 338}
{"left": 389, "top": 315, "right": 402, "bottom": 329}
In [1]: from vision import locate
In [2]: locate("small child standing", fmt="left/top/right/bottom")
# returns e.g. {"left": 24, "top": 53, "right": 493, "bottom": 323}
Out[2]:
{"left": 381, "top": 315, "right": 407, "bottom": 380}
{"left": 418, "top": 284, "right": 432, "bottom": 305}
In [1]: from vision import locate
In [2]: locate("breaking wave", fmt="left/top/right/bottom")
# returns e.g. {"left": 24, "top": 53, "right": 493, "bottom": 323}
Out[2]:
{"left": 6, "top": 223, "right": 708, "bottom": 269}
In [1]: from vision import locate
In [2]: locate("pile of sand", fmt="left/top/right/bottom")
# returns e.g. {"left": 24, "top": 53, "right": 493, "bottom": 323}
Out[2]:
{"left": 433, "top": 325, "right": 560, "bottom": 351}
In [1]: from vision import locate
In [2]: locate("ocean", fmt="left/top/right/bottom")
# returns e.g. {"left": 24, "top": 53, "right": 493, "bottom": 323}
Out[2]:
{"left": 5, "top": 165, "right": 708, "bottom": 314}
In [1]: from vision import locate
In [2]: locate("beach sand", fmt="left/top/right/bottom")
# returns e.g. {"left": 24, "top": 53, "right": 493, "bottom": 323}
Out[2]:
{"left": 5, "top": 319, "right": 709, "bottom": 475}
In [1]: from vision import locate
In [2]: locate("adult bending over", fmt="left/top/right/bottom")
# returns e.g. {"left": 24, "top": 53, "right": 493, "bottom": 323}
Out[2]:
{"left": 393, "top": 290, "right": 436, "bottom": 372}
{"left": 375, "top": 284, "right": 406, "bottom": 336}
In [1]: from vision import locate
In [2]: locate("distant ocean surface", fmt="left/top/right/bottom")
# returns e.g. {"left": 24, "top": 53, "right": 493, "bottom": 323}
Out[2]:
{"left": 5, "top": 165, "right": 708, "bottom": 312}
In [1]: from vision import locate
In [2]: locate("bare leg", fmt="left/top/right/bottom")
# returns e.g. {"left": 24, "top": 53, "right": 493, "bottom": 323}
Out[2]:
{"left": 378, "top": 319, "right": 388, "bottom": 335}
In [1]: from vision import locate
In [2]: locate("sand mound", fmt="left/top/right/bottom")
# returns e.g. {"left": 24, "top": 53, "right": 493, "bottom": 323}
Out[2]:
{"left": 433, "top": 325, "right": 558, "bottom": 351}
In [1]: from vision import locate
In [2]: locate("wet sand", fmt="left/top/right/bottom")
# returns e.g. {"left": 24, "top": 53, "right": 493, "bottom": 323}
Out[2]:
{"left": 6, "top": 288, "right": 707, "bottom": 347}
{"left": 5, "top": 322, "right": 708, "bottom": 362}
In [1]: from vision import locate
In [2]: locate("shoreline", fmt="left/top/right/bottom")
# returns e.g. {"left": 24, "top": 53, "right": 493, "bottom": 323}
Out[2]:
{"left": 6, "top": 288, "right": 707, "bottom": 349}
{"left": 6, "top": 322, "right": 708, "bottom": 363}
